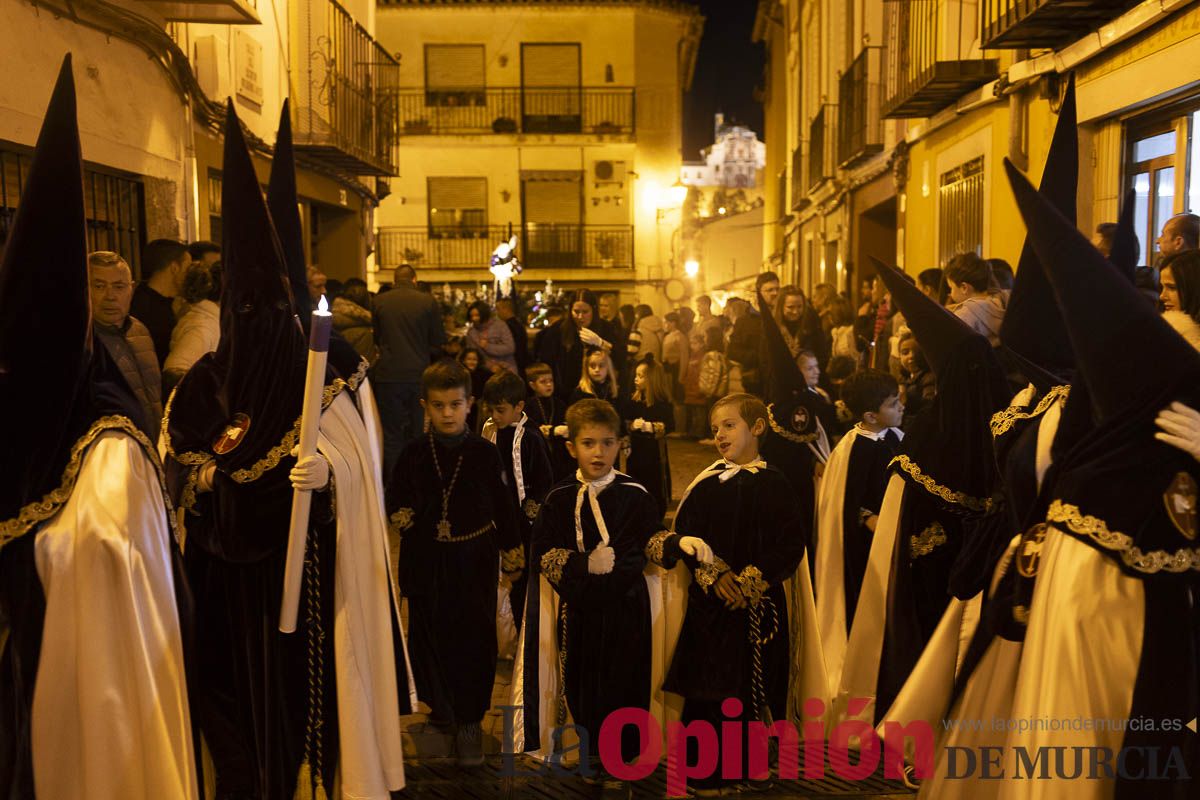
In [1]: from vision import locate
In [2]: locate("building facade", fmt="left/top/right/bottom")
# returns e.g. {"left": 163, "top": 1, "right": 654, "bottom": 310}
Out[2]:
{"left": 0, "top": 0, "right": 394, "bottom": 281}
{"left": 756, "top": 0, "right": 1200, "bottom": 302}
{"left": 372, "top": 0, "right": 703, "bottom": 309}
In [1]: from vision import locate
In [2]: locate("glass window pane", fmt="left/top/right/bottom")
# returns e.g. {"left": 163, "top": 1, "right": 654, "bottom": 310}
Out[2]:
{"left": 1133, "top": 171, "right": 1150, "bottom": 266}
{"left": 1134, "top": 131, "right": 1176, "bottom": 163}
{"left": 1155, "top": 166, "right": 1176, "bottom": 254}
{"left": 1190, "top": 111, "right": 1200, "bottom": 213}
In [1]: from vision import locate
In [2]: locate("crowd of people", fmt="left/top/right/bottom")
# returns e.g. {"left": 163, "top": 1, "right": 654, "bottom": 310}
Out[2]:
{"left": 4, "top": 59, "right": 1200, "bottom": 800}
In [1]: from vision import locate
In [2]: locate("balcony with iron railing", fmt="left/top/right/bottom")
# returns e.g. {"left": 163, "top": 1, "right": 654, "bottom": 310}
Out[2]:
{"left": 791, "top": 145, "right": 805, "bottom": 211}
{"left": 392, "top": 87, "right": 636, "bottom": 137}
{"left": 981, "top": 0, "right": 1140, "bottom": 49}
{"left": 882, "top": 0, "right": 999, "bottom": 119}
{"left": 293, "top": 0, "right": 399, "bottom": 175}
{"left": 838, "top": 47, "right": 885, "bottom": 168}
{"left": 376, "top": 224, "right": 634, "bottom": 270}
{"left": 808, "top": 105, "right": 837, "bottom": 191}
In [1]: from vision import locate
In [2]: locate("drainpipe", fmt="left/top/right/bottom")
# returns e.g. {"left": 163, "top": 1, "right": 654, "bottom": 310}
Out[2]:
{"left": 1008, "top": 50, "right": 1029, "bottom": 173}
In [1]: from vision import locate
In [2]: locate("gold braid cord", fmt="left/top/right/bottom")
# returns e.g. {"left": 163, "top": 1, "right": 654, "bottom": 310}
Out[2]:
{"left": 501, "top": 545, "right": 526, "bottom": 573}
{"left": 694, "top": 555, "right": 732, "bottom": 592}
{"left": 643, "top": 530, "right": 672, "bottom": 566}
{"left": 346, "top": 357, "right": 368, "bottom": 392}
{"left": 891, "top": 455, "right": 993, "bottom": 512}
{"left": 748, "top": 595, "right": 780, "bottom": 718}
{"left": 162, "top": 378, "right": 350, "bottom": 486}
{"left": 540, "top": 548, "right": 572, "bottom": 586}
{"left": 989, "top": 385, "right": 1070, "bottom": 438}
{"left": 0, "top": 415, "right": 181, "bottom": 550}
{"left": 1047, "top": 500, "right": 1200, "bottom": 574}
{"left": 295, "top": 526, "right": 329, "bottom": 800}
{"left": 767, "top": 404, "right": 817, "bottom": 444}
{"left": 910, "top": 522, "right": 948, "bottom": 559}
{"left": 556, "top": 600, "right": 569, "bottom": 727}
{"left": 735, "top": 565, "right": 769, "bottom": 607}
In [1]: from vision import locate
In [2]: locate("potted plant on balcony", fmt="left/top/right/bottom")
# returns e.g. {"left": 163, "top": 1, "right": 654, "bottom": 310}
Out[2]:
{"left": 402, "top": 247, "right": 424, "bottom": 267}
{"left": 492, "top": 117, "right": 517, "bottom": 133}
{"left": 596, "top": 233, "right": 618, "bottom": 269}
{"left": 594, "top": 121, "right": 622, "bottom": 135}
{"left": 404, "top": 118, "right": 431, "bottom": 135}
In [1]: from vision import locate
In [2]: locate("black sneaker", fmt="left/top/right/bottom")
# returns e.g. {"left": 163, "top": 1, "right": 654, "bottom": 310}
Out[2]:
{"left": 456, "top": 721, "right": 485, "bottom": 767}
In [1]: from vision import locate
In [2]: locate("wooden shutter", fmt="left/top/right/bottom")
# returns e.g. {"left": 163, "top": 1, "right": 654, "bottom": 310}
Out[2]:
{"left": 426, "top": 45, "right": 485, "bottom": 90}
{"left": 522, "top": 172, "right": 581, "bottom": 223}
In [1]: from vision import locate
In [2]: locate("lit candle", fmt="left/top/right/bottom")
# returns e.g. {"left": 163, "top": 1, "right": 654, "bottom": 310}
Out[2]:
{"left": 279, "top": 294, "right": 332, "bottom": 632}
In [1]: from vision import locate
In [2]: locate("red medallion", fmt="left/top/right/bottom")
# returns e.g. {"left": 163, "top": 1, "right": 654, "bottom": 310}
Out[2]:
{"left": 213, "top": 413, "right": 252, "bottom": 455}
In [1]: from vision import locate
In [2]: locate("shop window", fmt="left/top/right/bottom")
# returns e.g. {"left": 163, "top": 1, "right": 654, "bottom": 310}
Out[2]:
{"left": 428, "top": 177, "right": 488, "bottom": 238}
{"left": 938, "top": 156, "right": 984, "bottom": 267}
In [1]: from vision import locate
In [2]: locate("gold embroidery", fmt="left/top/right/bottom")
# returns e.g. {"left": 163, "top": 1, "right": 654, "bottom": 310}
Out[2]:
{"left": 695, "top": 555, "right": 731, "bottom": 591}
{"left": 0, "top": 416, "right": 180, "bottom": 549}
{"left": 1012, "top": 605, "right": 1030, "bottom": 624}
{"left": 540, "top": 548, "right": 572, "bottom": 585}
{"left": 767, "top": 403, "right": 817, "bottom": 444}
{"left": 1015, "top": 523, "right": 1049, "bottom": 578}
{"left": 501, "top": 546, "right": 526, "bottom": 573}
{"left": 644, "top": 530, "right": 672, "bottom": 566}
{"left": 1047, "top": 500, "right": 1200, "bottom": 574}
{"left": 891, "top": 455, "right": 993, "bottom": 512}
{"left": 909, "top": 521, "right": 947, "bottom": 559}
{"left": 523, "top": 498, "right": 541, "bottom": 521}
{"left": 390, "top": 507, "right": 414, "bottom": 532}
{"left": 735, "top": 564, "right": 769, "bottom": 606}
{"left": 989, "top": 385, "right": 1070, "bottom": 438}
{"left": 434, "top": 521, "right": 495, "bottom": 543}
{"left": 346, "top": 357, "right": 368, "bottom": 392}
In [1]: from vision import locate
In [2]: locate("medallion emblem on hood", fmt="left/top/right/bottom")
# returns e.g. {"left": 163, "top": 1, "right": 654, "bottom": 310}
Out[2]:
{"left": 1164, "top": 472, "right": 1198, "bottom": 541}
{"left": 213, "top": 413, "right": 252, "bottom": 454}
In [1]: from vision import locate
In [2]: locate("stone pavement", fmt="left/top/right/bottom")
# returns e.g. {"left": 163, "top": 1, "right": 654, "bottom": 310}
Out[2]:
{"left": 398, "top": 438, "right": 914, "bottom": 798}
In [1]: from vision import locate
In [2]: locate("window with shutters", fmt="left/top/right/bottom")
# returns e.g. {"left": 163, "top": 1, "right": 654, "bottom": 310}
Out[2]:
{"left": 521, "top": 170, "right": 583, "bottom": 267}
{"left": 428, "top": 177, "right": 488, "bottom": 239}
{"left": 521, "top": 43, "right": 582, "bottom": 133}
{"left": 424, "top": 45, "right": 486, "bottom": 107}
{"left": 937, "top": 156, "right": 985, "bottom": 267}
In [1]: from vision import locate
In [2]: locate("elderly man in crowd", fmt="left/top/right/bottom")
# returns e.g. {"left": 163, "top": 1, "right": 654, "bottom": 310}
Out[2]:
{"left": 88, "top": 250, "right": 163, "bottom": 439}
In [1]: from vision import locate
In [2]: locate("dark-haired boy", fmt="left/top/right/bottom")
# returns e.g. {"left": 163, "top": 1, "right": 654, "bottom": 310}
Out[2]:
{"left": 386, "top": 359, "right": 524, "bottom": 766}
{"left": 524, "top": 361, "right": 573, "bottom": 481}
{"left": 814, "top": 369, "right": 904, "bottom": 698}
{"left": 482, "top": 370, "right": 554, "bottom": 636}
{"left": 514, "top": 399, "right": 665, "bottom": 800}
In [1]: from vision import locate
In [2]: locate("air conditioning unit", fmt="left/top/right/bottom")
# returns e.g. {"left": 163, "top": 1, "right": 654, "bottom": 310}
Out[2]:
{"left": 593, "top": 160, "right": 627, "bottom": 185}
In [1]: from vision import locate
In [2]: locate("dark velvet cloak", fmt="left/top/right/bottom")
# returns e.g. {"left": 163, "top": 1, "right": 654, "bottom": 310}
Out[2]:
{"left": 387, "top": 433, "right": 521, "bottom": 723}
{"left": 620, "top": 397, "right": 674, "bottom": 520}
{"left": 496, "top": 420, "right": 555, "bottom": 627}
{"left": 523, "top": 474, "right": 660, "bottom": 754}
{"left": 525, "top": 394, "right": 573, "bottom": 482}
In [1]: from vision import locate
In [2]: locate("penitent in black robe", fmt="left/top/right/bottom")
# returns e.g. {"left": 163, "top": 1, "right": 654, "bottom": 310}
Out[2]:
{"left": 837, "top": 432, "right": 898, "bottom": 628}
{"left": 524, "top": 473, "right": 662, "bottom": 762}
{"left": 526, "top": 393, "right": 573, "bottom": 483}
{"left": 388, "top": 432, "right": 523, "bottom": 724}
{"left": 495, "top": 418, "right": 555, "bottom": 629}
{"left": 620, "top": 398, "right": 674, "bottom": 520}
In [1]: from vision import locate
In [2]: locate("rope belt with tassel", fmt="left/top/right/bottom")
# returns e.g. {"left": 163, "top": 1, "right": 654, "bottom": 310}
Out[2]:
{"left": 295, "top": 527, "right": 328, "bottom": 800}
{"left": 748, "top": 595, "right": 780, "bottom": 722}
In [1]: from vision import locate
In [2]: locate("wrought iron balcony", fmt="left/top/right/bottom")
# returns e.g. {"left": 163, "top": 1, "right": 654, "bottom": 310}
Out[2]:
{"left": 981, "top": 0, "right": 1140, "bottom": 50}
{"left": 293, "top": 0, "right": 399, "bottom": 175}
{"left": 838, "top": 47, "right": 885, "bottom": 168}
{"left": 376, "top": 224, "right": 634, "bottom": 270}
{"left": 790, "top": 146, "right": 805, "bottom": 210}
{"left": 392, "top": 87, "right": 635, "bottom": 136}
{"left": 882, "top": 0, "right": 999, "bottom": 119}
{"left": 808, "top": 104, "right": 837, "bottom": 191}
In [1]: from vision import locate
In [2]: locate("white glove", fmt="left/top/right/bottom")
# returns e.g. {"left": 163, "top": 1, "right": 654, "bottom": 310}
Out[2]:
{"left": 289, "top": 446, "right": 330, "bottom": 491}
{"left": 587, "top": 545, "right": 615, "bottom": 575}
{"left": 632, "top": 417, "right": 648, "bottom": 433}
{"left": 553, "top": 424, "right": 569, "bottom": 438}
{"left": 1156, "top": 401, "right": 1200, "bottom": 463}
{"left": 539, "top": 424, "right": 553, "bottom": 437}
{"left": 578, "top": 327, "right": 605, "bottom": 348}
{"left": 678, "top": 536, "right": 714, "bottom": 564}
{"left": 196, "top": 459, "right": 217, "bottom": 493}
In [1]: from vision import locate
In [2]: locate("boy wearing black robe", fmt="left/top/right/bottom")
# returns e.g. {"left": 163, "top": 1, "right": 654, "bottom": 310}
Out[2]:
{"left": 525, "top": 361, "right": 574, "bottom": 481}
{"left": 387, "top": 360, "right": 524, "bottom": 766}
{"left": 516, "top": 399, "right": 665, "bottom": 800}
{"left": 482, "top": 369, "right": 554, "bottom": 634}
{"left": 647, "top": 393, "right": 809, "bottom": 795}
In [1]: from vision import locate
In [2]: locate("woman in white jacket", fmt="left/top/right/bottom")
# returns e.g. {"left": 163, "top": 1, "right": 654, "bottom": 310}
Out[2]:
{"left": 163, "top": 262, "right": 220, "bottom": 393}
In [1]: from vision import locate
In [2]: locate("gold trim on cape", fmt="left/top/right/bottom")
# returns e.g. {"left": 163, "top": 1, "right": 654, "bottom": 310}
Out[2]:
{"left": 523, "top": 498, "right": 541, "bottom": 521}
{"left": 1046, "top": 499, "right": 1200, "bottom": 574}
{"left": 540, "top": 548, "right": 572, "bottom": 585}
{"left": 644, "top": 530, "right": 672, "bottom": 566}
{"left": 910, "top": 521, "right": 948, "bottom": 559}
{"left": 501, "top": 545, "right": 526, "bottom": 573}
{"left": 0, "top": 415, "right": 180, "bottom": 549}
{"left": 891, "top": 454, "right": 993, "bottom": 512}
{"left": 989, "top": 385, "right": 1070, "bottom": 439}
{"left": 767, "top": 403, "right": 818, "bottom": 444}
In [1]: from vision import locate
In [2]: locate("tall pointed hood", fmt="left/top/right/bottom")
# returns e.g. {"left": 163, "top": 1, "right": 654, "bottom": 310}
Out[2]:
{"left": 757, "top": 292, "right": 826, "bottom": 442}
{"left": 267, "top": 99, "right": 311, "bottom": 330}
{"left": 1109, "top": 189, "right": 1139, "bottom": 283}
{"left": 0, "top": 55, "right": 144, "bottom": 534}
{"left": 1004, "top": 157, "right": 1200, "bottom": 580}
{"left": 165, "top": 101, "right": 311, "bottom": 477}
{"left": 871, "top": 256, "right": 1010, "bottom": 512}
{"left": 999, "top": 74, "right": 1078, "bottom": 386}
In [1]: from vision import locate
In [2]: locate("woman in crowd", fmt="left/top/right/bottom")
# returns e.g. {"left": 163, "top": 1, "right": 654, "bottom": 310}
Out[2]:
{"left": 331, "top": 277, "right": 376, "bottom": 364}
{"left": 1159, "top": 250, "right": 1200, "bottom": 348}
{"left": 534, "top": 289, "right": 619, "bottom": 400}
{"left": 163, "top": 260, "right": 221, "bottom": 394}
{"left": 466, "top": 299, "right": 518, "bottom": 373}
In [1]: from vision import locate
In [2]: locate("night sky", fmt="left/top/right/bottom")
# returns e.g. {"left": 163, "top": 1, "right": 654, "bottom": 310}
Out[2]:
{"left": 683, "top": 0, "right": 765, "bottom": 161}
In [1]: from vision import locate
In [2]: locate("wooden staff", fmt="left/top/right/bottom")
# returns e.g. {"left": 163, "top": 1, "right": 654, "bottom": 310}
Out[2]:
{"left": 280, "top": 294, "right": 333, "bottom": 633}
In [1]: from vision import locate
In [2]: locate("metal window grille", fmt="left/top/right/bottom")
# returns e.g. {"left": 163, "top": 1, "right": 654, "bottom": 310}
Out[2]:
{"left": 0, "top": 145, "right": 145, "bottom": 276}
{"left": 938, "top": 156, "right": 985, "bottom": 266}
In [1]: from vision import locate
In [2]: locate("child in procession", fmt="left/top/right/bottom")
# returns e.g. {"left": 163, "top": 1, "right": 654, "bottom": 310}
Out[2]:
{"left": 525, "top": 361, "right": 573, "bottom": 481}
{"left": 569, "top": 346, "right": 620, "bottom": 405}
{"left": 621, "top": 355, "right": 674, "bottom": 519}
{"left": 386, "top": 360, "right": 524, "bottom": 767}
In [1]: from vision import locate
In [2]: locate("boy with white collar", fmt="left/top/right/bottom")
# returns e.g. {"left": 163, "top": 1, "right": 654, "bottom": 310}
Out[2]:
{"left": 646, "top": 393, "right": 815, "bottom": 796}
{"left": 482, "top": 370, "right": 553, "bottom": 634}
{"left": 513, "top": 399, "right": 674, "bottom": 800}
{"left": 814, "top": 369, "right": 904, "bottom": 696}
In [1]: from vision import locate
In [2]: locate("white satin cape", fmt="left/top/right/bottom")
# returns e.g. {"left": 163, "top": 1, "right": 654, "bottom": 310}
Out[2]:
{"left": 317, "top": 389, "right": 418, "bottom": 798}
{"left": 30, "top": 431, "right": 199, "bottom": 800}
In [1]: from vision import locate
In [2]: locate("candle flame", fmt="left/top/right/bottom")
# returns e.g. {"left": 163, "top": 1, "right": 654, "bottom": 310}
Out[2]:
{"left": 317, "top": 294, "right": 329, "bottom": 313}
